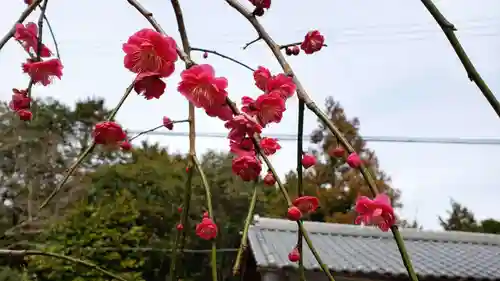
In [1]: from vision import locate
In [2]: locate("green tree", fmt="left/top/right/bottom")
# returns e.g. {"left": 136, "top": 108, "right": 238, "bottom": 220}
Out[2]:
{"left": 28, "top": 144, "right": 268, "bottom": 281}
{"left": 439, "top": 199, "right": 500, "bottom": 234}
{"left": 269, "top": 97, "right": 401, "bottom": 224}
{"left": 439, "top": 199, "right": 480, "bottom": 232}
{"left": 0, "top": 97, "right": 119, "bottom": 236}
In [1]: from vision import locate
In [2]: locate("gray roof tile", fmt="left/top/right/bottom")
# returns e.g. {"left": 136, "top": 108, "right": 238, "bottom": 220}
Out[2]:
{"left": 248, "top": 217, "right": 500, "bottom": 280}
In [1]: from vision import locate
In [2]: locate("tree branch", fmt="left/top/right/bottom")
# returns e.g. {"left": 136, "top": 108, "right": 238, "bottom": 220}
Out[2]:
{"left": 420, "top": 0, "right": 500, "bottom": 119}
{"left": 232, "top": 181, "right": 258, "bottom": 275}
{"left": 38, "top": 83, "right": 134, "bottom": 210}
{"left": 168, "top": 1, "right": 219, "bottom": 281}
{"left": 0, "top": 0, "right": 43, "bottom": 52}
{"left": 296, "top": 99, "right": 306, "bottom": 281}
{"left": 191, "top": 47, "right": 255, "bottom": 71}
{"left": 193, "top": 155, "right": 218, "bottom": 281}
{"left": 0, "top": 249, "right": 127, "bottom": 281}
{"left": 224, "top": 1, "right": 419, "bottom": 281}
{"left": 242, "top": 36, "right": 261, "bottom": 50}
{"left": 41, "top": 11, "right": 61, "bottom": 60}
{"left": 128, "top": 119, "right": 188, "bottom": 142}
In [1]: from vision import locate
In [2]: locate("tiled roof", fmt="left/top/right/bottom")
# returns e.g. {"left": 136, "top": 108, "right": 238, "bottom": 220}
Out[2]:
{"left": 247, "top": 217, "right": 500, "bottom": 280}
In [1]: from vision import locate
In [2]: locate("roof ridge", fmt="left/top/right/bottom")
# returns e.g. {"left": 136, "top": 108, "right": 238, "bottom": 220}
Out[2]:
{"left": 252, "top": 217, "right": 500, "bottom": 245}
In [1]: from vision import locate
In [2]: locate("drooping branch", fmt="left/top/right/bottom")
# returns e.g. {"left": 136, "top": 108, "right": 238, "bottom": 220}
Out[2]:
{"left": 224, "top": 1, "right": 419, "bottom": 281}
{"left": 420, "top": 0, "right": 500, "bottom": 119}
{"left": 128, "top": 119, "right": 189, "bottom": 142}
{"left": 296, "top": 99, "right": 306, "bottom": 281}
{"left": 41, "top": 12, "right": 61, "bottom": 60}
{"left": 193, "top": 155, "right": 218, "bottom": 281}
{"left": 0, "top": 0, "right": 43, "bottom": 52}
{"left": 38, "top": 83, "right": 134, "bottom": 210}
{"left": 0, "top": 249, "right": 128, "bottom": 281}
{"left": 168, "top": 1, "right": 218, "bottom": 281}
{"left": 232, "top": 180, "right": 258, "bottom": 275}
{"left": 191, "top": 47, "right": 255, "bottom": 71}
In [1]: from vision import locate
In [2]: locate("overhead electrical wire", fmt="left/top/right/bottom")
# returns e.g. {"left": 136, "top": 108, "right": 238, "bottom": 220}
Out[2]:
{"left": 127, "top": 130, "right": 500, "bottom": 146}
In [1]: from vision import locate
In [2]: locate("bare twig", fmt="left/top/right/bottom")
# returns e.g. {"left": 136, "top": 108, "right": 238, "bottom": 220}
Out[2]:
{"left": 128, "top": 119, "right": 188, "bottom": 142}
{"left": 242, "top": 36, "right": 262, "bottom": 50}
{"left": 191, "top": 47, "right": 255, "bottom": 71}
{"left": 42, "top": 12, "right": 60, "bottom": 60}
{"left": 0, "top": 249, "right": 127, "bottom": 281}
{"left": 224, "top": 1, "right": 418, "bottom": 281}
{"left": 0, "top": 0, "right": 43, "bottom": 52}
{"left": 36, "top": 0, "right": 49, "bottom": 62}
{"left": 421, "top": 0, "right": 500, "bottom": 119}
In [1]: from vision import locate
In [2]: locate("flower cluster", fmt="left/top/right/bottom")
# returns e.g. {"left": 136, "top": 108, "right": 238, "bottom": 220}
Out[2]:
{"left": 123, "top": 28, "right": 178, "bottom": 100}
{"left": 285, "top": 30, "right": 325, "bottom": 56}
{"left": 11, "top": 22, "right": 63, "bottom": 120}
{"left": 89, "top": 27, "right": 396, "bottom": 245}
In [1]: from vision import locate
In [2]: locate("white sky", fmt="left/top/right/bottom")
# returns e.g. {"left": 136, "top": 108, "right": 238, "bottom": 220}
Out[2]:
{"left": 1, "top": 0, "right": 499, "bottom": 230}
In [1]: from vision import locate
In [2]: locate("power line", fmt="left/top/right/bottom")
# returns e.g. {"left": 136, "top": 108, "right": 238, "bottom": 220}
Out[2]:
{"left": 127, "top": 130, "right": 500, "bottom": 146}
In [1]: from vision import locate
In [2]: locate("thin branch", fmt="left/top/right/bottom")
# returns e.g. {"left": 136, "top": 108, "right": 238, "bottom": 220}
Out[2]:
{"left": 36, "top": 0, "right": 49, "bottom": 62}
{"left": 296, "top": 100, "right": 306, "bottom": 281}
{"left": 169, "top": 164, "right": 194, "bottom": 281}
{"left": 193, "top": 155, "right": 218, "bottom": 281}
{"left": 128, "top": 119, "right": 188, "bottom": 142}
{"left": 420, "top": 0, "right": 500, "bottom": 119}
{"left": 242, "top": 36, "right": 262, "bottom": 50}
{"left": 0, "top": 249, "right": 127, "bottom": 281}
{"left": 11, "top": 243, "right": 239, "bottom": 253}
{"left": 191, "top": 47, "right": 255, "bottom": 72}
{"left": 38, "top": 83, "right": 134, "bottom": 210}
{"left": 0, "top": 0, "right": 43, "bottom": 52}
{"left": 224, "top": 1, "right": 419, "bottom": 281}
{"left": 42, "top": 12, "right": 60, "bottom": 60}
{"left": 279, "top": 42, "right": 328, "bottom": 50}
{"left": 168, "top": 1, "right": 211, "bottom": 281}
{"left": 232, "top": 181, "right": 258, "bottom": 275}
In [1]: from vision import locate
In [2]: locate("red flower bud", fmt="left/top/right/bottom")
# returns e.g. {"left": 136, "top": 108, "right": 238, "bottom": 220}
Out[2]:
{"left": 288, "top": 248, "right": 300, "bottom": 262}
{"left": 263, "top": 171, "right": 276, "bottom": 186}
{"left": 287, "top": 206, "right": 302, "bottom": 221}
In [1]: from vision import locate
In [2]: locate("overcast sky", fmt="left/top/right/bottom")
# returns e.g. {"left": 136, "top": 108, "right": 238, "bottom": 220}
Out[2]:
{"left": 1, "top": 0, "right": 499, "bottom": 230}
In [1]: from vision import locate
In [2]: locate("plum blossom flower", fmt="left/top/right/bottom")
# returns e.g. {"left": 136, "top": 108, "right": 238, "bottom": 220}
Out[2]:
{"left": 133, "top": 72, "right": 166, "bottom": 100}
{"left": 22, "top": 58, "right": 63, "bottom": 86}
{"left": 301, "top": 30, "right": 325, "bottom": 54}
{"left": 259, "top": 137, "right": 281, "bottom": 156}
{"left": 293, "top": 196, "right": 319, "bottom": 215}
{"left": 253, "top": 66, "right": 271, "bottom": 91}
{"left": 355, "top": 194, "right": 396, "bottom": 232}
{"left": 196, "top": 217, "right": 218, "bottom": 240}
{"left": 232, "top": 155, "right": 261, "bottom": 181}
{"left": 92, "top": 121, "right": 127, "bottom": 146}
{"left": 123, "top": 28, "right": 178, "bottom": 76}
{"left": 178, "top": 64, "right": 228, "bottom": 110}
